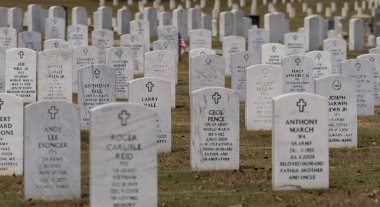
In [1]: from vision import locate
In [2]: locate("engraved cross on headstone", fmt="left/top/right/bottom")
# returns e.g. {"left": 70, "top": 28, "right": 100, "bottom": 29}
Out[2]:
{"left": 18, "top": 51, "right": 24, "bottom": 59}
{"left": 295, "top": 57, "right": 301, "bottom": 66}
{"left": 146, "top": 82, "right": 154, "bottom": 92}
{"left": 94, "top": 69, "right": 101, "bottom": 78}
{"left": 212, "top": 92, "right": 221, "bottom": 104}
{"left": 0, "top": 99, "right": 4, "bottom": 110}
{"left": 296, "top": 99, "right": 307, "bottom": 112}
{"left": 54, "top": 41, "right": 59, "bottom": 48}
{"left": 118, "top": 110, "right": 130, "bottom": 126}
{"left": 48, "top": 106, "right": 59, "bottom": 119}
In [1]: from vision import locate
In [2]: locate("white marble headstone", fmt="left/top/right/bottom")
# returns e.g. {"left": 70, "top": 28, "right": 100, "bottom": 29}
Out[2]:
{"left": 282, "top": 55, "right": 314, "bottom": 93}
{"left": 38, "top": 49, "right": 72, "bottom": 102}
{"left": 78, "top": 64, "right": 116, "bottom": 129}
{"left": 106, "top": 47, "right": 134, "bottom": 99}
{"left": 245, "top": 64, "right": 283, "bottom": 130}
{"left": 315, "top": 75, "right": 357, "bottom": 148}
{"left": 120, "top": 34, "right": 145, "bottom": 75}
{"left": 261, "top": 43, "right": 285, "bottom": 66}
{"left": 191, "top": 87, "right": 239, "bottom": 170}
{"left": 90, "top": 103, "right": 157, "bottom": 207}
{"left": 24, "top": 101, "right": 81, "bottom": 200}
{"left": 0, "top": 94, "right": 23, "bottom": 176}
{"left": 129, "top": 77, "right": 172, "bottom": 152}
{"left": 144, "top": 50, "right": 176, "bottom": 108}
{"left": 272, "top": 93, "right": 329, "bottom": 190}
{"left": 341, "top": 59, "right": 374, "bottom": 116}
{"left": 5, "top": 48, "right": 37, "bottom": 102}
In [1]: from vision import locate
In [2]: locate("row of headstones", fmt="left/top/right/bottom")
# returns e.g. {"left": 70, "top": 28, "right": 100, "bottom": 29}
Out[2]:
{"left": 0, "top": 22, "right": 179, "bottom": 51}
{"left": 189, "top": 35, "right": 377, "bottom": 114}
{"left": 0, "top": 97, "right": 158, "bottom": 205}
{"left": 0, "top": 85, "right": 352, "bottom": 204}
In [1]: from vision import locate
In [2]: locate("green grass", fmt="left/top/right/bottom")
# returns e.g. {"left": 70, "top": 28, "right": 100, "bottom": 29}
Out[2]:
{"left": 0, "top": 0, "right": 379, "bottom": 206}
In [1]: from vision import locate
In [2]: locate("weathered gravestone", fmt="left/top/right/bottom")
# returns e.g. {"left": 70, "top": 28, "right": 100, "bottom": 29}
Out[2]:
{"left": 188, "top": 8, "right": 202, "bottom": 32}
{"left": 264, "top": 12, "right": 289, "bottom": 43}
{"left": 130, "top": 20, "right": 150, "bottom": 52}
{"left": 284, "top": 32, "right": 306, "bottom": 56}
{"left": 323, "top": 38, "right": 346, "bottom": 75}
{"left": 67, "top": 24, "right": 88, "bottom": 47}
{"left": 18, "top": 31, "right": 42, "bottom": 52}
{"left": 191, "top": 87, "right": 239, "bottom": 170}
{"left": 90, "top": 103, "right": 157, "bottom": 207}
{"left": 222, "top": 36, "right": 246, "bottom": 76}
{"left": 272, "top": 93, "right": 329, "bottom": 190}
{"left": 143, "top": 7, "right": 158, "bottom": 37}
{"left": 28, "top": 4, "right": 43, "bottom": 33}
{"left": 157, "top": 25, "right": 179, "bottom": 57}
{"left": 72, "top": 7, "right": 87, "bottom": 26}
{"left": 92, "top": 29, "right": 114, "bottom": 63}
{"left": 341, "top": 59, "right": 374, "bottom": 116}
{"left": 306, "top": 51, "right": 332, "bottom": 92}
{"left": 0, "top": 94, "right": 23, "bottom": 176}
{"left": 0, "top": 27, "right": 17, "bottom": 50}
{"left": 172, "top": 8, "right": 188, "bottom": 40}
{"left": 219, "top": 12, "right": 234, "bottom": 40}
{"left": 0, "top": 47, "right": 4, "bottom": 93}
{"left": 261, "top": 43, "right": 285, "bottom": 66}
{"left": 45, "top": 17, "right": 65, "bottom": 40}
{"left": 129, "top": 78, "right": 172, "bottom": 152}
{"left": 8, "top": 7, "right": 23, "bottom": 33}
{"left": 189, "top": 54, "right": 224, "bottom": 93}
{"left": 38, "top": 49, "right": 72, "bottom": 102}
{"left": 24, "top": 101, "right": 81, "bottom": 200}
{"left": 97, "top": 6, "right": 112, "bottom": 30}
{"left": 248, "top": 28, "right": 269, "bottom": 65}
{"left": 357, "top": 54, "right": 380, "bottom": 105}
{"left": 72, "top": 46, "right": 103, "bottom": 93}
{"left": 152, "top": 40, "right": 170, "bottom": 51}
{"left": 44, "top": 39, "right": 72, "bottom": 50}
{"left": 5, "top": 48, "right": 37, "bottom": 103}
{"left": 315, "top": 75, "right": 357, "bottom": 148}
{"left": 78, "top": 64, "right": 116, "bottom": 129}
{"left": 189, "top": 29, "right": 212, "bottom": 50}
{"left": 159, "top": 11, "right": 172, "bottom": 26}
{"left": 282, "top": 55, "right": 314, "bottom": 94}
{"left": 120, "top": 34, "right": 144, "bottom": 75}
{"left": 231, "top": 51, "right": 254, "bottom": 101}
{"left": 106, "top": 47, "right": 133, "bottom": 99}
{"left": 304, "top": 15, "right": 324, "bottom": 51}
{"left": 117, "top": 7, "right": 130, "bottom": 35}
{"left": 349, "top": 18, "right": 364, "bottom": 51}
{"left": 144, "top": 50, "right": 176, "bottom": 108}
{"left": 245, "top": 64, "right": 282, "bottom": 130}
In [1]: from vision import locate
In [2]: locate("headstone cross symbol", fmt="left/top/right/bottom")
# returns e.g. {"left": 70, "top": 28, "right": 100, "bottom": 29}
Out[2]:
{"left": 158, "top": 54, "right": 163, "bottom": 61}
{"left": 295, "top": 57, "right": 301, "bottom": 66}
{"left": 212, "top": 92, "right": 221, "bottom": 104}
{"left": 355, "top": 63, "right": 361, "bottom": 71}
{"left": 296, "top": 99, "right": 307, "bottom": 112}
{"left": 293, "top": 35, "right": 298, "bottom": 41}
{"left": 83, "top": 49, "right": 88, "bottom": 55}
{"left": 54, "top": 41, "right": 59, "bottom": 48}
{"left": 48, "top": 106, "right": 59, "bottom": 119}
{"left": 118, "top": 110, "right": 130, "bottom": 126}
{"left": 146, "top": 82, "right": 154, "bottom": 92}
{"left": 244, "top": 54, "right": 249, "bottom": 61}
{"left": 0, "top": 99, "right": 4, "bottom": 110}
{"left": 94, "top": 69, "right": 101, "bottom": 78}
{"left": 18, "top": 51, "right": 24, "bottom": 59}
{"left": 271, "top": 46, "right": 276, "bottom": 52}
{"left": 115, "top": 49, "right": 123, "bottom": 57}
{"left": 316, "top": 53, "right": 322, "bottom": 60}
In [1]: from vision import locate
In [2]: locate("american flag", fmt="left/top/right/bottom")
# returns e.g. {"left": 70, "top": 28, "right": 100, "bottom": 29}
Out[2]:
{"left": 178, "top": 33, "right": 186, "bottom": 62}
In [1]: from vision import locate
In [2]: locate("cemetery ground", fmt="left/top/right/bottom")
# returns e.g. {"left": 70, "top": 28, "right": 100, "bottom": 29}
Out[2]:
{"left": 0, "top": 49, "right": 379, "bottom": 206}
{"left": 0, "top": 0, "right": 379, "bottom": 206}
